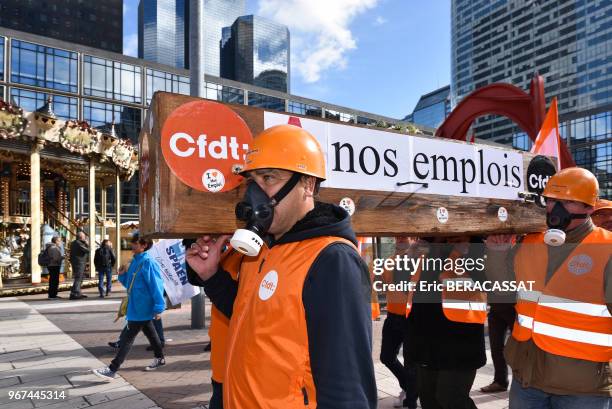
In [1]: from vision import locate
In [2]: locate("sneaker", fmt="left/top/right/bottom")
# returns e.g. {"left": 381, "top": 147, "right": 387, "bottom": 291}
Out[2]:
{"left": 108, "top": 341, "right": 120, "bottom": 350}
{"left": 480, "top": 381, "right": 508, "bottom": 393}
{"left": 394, "top": 391, "right": 407, "bottom": 408}
{"left": 144, "top": 357, "right": 166, "bottom": 371}
{"left": 93, "top": 367, "right": 117, "bottom": 380}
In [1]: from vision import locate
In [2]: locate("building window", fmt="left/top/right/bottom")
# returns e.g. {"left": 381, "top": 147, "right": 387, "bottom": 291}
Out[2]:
{"left": 325, "top": 109, "right": 355, "bottom": 123}
{"left": 202, "top": 82, "right": 244, "bottom": 105}
{"left": 82, "top": 99, "right": 142, "bottom": 217}
{"left": 145, "top": 69, "right": 190, "bottom": 104}
{"left": 83, "top": 56, "right": 142, "bottom": 104}
{"left": 357, "top": 116, "right": 377, "bottom": 126}
{"left": 0, "top": 85, "right": 4, "bottom": 100}
{"left": 10, "top": 40, "right": 78, "bottom": 93}
{"left": 82, "top": 99, "right": 142, "bottom": 143}
{"left": 288, "top": 100, "right": 322, "bottom": 118}
{"left": 248, "top": 92, "right": 284, "bottom": 112}
{"left": 10, "top": 88, "right": 78, "bottom": 120}
{"left": 0, "top": 37, "right": 4, "bottom": 81}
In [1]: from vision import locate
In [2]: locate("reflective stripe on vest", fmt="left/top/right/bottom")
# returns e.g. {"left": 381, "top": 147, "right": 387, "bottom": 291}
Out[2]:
{"left": 513, "top": 228, "right": 612, "bottom": 362}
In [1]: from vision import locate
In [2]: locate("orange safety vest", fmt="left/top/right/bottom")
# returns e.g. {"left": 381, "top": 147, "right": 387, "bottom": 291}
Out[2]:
{"left": 358, "top": 237, "right": 381, "bottom": 320}
{"left": 513, "top": 227, "right": 612, "bottom": 362}
{"left": 406, "top": 249, "right": 487, "bottom": 324}
{"left": 209, "top": 249, "right": 242, "bottom": 383}
{"left": 381, "top": 253, "right": 410, "bottom": 317}
{"left": 223, "top": 236, "right": 355, "bottom": 409}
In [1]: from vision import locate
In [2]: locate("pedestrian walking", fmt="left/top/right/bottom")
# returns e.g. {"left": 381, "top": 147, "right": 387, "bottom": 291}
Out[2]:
{"left": 93, "top": 234, "right": 166, "bottom": 380}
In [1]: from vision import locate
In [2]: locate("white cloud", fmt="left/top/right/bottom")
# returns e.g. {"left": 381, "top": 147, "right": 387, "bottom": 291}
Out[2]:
{"left": 257, "top": 0, "right": 379, "bottom": 83}
{"left": 374, "top": 16, "right": 387, "bottom": 26}
{"left": 124, "top": 33, "right": 138, "bottom": 57}
{"left": 123, "top": 2, "right": 130, "bottom": 16}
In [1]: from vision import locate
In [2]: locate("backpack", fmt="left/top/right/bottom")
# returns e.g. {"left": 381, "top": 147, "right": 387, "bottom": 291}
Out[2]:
{"left": 94, "top": 248, "right": 104, "bottom": 270}
{"left": 38, "top": 247, "right": 50, "bottom": 267}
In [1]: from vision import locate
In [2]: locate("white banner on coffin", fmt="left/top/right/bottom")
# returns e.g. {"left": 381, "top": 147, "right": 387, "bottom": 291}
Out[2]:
{"left": 263, "top": 112, "right": 524, "bottom": 200}
{"left": 149, "top": 239, "right": 200, "bottom": 306}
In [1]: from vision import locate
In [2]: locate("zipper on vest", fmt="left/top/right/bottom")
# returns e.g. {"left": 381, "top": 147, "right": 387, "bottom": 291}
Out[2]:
{"left": 302, "top": 387, "right": 309, "bottom": 406}
{"left": 225, "top": 257, "right": 267, "bottom": 408}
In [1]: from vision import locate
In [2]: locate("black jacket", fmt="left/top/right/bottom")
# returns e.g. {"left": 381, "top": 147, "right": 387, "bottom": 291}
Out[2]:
{"left": 94, "top": 246, "right": 116, "bottom": 270}
{"left": 405, "top": 242, "right": 487, "bottom": 371}
{"left": 69, "top": 239, "right": 89, "bottom": 266}
{"left": 188, "top": 202, "right": 377, "bottom": 409}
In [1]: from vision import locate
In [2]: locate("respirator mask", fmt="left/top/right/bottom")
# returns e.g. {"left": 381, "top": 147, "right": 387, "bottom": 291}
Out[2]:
{"left": 230, "top": 173, "right": 302, "bottom": 256}
{"left": 544, "top": 201, "right": 587, "bottom": 246}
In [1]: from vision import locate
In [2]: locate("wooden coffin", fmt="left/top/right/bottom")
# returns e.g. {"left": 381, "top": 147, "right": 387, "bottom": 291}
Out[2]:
{"left": 140, "top": 92, "right": 554, "bottom": 238}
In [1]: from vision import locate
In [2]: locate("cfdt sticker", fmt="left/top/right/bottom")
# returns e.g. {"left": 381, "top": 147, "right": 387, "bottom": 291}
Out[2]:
{"left": 567, "top": 254, "right": 593, "bottom": 276}
{"left": 259, "top": 270, "right": 278, "bottom": 301}
{"left": 161, "top": 100, "right": 253, "bottom": 193}
{"left": 339, "top": 197, "right": 355, "bottom": 216}
{"left": 498, "top": 207, "right": 508, "bottom": 222}
{"left": 202, "top": 169, "right": 225, "bottom": 192}
{"left": 436, "top": 207, "right": 449, "bottom": 224}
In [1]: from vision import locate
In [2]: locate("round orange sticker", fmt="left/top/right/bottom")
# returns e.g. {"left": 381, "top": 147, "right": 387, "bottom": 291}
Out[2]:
{"left": 161, "top": 100, "right": 253, "bottom": 192}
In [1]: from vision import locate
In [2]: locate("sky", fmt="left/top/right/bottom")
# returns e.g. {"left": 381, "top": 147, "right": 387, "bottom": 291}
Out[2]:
{"left": 123, "top": 0, "right": 450, "bottom": 120}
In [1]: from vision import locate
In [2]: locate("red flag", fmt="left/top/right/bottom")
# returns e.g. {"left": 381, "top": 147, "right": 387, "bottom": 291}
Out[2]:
{"left": 531, "top": 97, "right": 561, "bottom": 169}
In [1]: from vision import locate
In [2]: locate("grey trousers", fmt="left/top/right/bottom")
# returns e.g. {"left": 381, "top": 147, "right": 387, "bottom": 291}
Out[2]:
{"left": 70, "top": 263, "right": 85, "bottom": 296}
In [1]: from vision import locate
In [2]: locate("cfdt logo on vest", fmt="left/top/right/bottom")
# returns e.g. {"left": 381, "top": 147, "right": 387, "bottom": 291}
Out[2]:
{"left": 161, "top": 100, "right": 253, "bottom": 193}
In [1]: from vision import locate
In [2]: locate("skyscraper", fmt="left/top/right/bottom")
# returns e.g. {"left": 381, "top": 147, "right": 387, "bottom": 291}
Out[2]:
{"left": 138, "top": 0, "right": 244, "bottom": 72}
{"left": 0, "top": 0, "right": 123, "bottom": 53}
{"left": 451, "top": 0, "right": 611, "bottom": 198}
{"left": 407, "top": 85, "right": 451, "bottom": 128}
{"left": 138, "top": 0, "right": 187, "bottom": 68}
{"left": 221, "top": 15, "right": 290, "bottom": 93}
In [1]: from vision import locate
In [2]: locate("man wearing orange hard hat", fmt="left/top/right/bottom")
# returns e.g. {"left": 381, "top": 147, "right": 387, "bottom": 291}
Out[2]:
{"left": 593, "top": 199, "right": 612, "bottom": 231}
{"left": 186, "top": 124, "right": 377, "bottom": 408}
{"left": 486, "top": 167, "right": 612, "bottom": 408}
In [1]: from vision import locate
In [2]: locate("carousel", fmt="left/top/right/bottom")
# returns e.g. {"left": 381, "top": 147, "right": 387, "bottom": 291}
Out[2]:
{"left": 0, "top": 97, "right": 138, "bottom": 289}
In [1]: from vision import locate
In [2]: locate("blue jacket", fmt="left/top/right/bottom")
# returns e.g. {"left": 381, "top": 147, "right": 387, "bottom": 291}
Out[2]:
{"left": 119, "top": 251, "right": 165, "bottom": 321}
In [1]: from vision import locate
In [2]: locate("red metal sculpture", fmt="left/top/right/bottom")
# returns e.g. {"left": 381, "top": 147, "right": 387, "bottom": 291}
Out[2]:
{"left": 436, "top": 74, "right": 574, "bottom": 168}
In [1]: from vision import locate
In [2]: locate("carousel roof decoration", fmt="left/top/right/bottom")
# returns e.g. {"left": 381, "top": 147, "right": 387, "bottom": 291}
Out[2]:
{"left": 0, "top": 98, "right": 139, "bottom": 182}
{"left": 0, "top": 98, "right": 27, "bottom": 140}
{"left": 60, "top": 119, "right": 100, "bottom": 155}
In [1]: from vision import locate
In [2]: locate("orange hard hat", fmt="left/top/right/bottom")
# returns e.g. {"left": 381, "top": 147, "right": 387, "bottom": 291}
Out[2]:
{"left": 241, "top": 125, "right": 326, "bottom": 179}
{"left": 593, "top": 199, "right": 612, "bottom": 214}
{"left": 543, "top": 167, "right": 599, "bottom": 206}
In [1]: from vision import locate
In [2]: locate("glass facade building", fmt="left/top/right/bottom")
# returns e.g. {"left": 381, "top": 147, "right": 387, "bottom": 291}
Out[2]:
{"left": 409, "top": 85, "right": 451, "bottom": 129}
{"left": 0, "top": 28, "right": 414, "bottom": 220}
{"left": 0, "top": 0, "right": 122, "bottom": 53}
{"left": 222, "top": 15, "right": 290, "bottom": 93}
{"left": 138, "top": 0, "right": 187, "bottom": 69}
{"left": 451, "top": 0, "right": 612, "bottom": 198}
{"left": 138, "top": 0, "right": 245, "bottom": 72}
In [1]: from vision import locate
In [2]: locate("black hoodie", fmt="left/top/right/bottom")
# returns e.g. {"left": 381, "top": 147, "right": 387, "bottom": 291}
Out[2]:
{"left": 188, "top": 202, "right": 377, "bottom": 409}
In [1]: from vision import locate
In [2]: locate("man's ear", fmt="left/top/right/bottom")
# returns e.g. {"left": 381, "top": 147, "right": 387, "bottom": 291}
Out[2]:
{"left": 302, "top": 175, "right": 316, "bottom": 197}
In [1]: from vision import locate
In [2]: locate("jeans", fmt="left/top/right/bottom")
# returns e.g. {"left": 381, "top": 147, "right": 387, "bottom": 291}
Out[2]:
{"left": 152, "top": 317, "right": 165, "bottom": 344}
{"left": 380, "top": 312, "right": 418, "bottom": 407}
{"left": 510, "top": 379, "right": 611, "bottom": 409}
{"left": 210, "top": 379, "right": 223, "bottom": 409}
{"left": 417, "top": 366, "right": 478, "bottom": 409}
{"left": 97, "top": 267, "right": 112, "bottom": 296}
{"left": 70, "top": 263, "right": 85, "bottom": 297}
{"left": 47, "top": 266, "right": 60, "bottom": 298}
{"left": 117, "top": 317, "right": 165, "bottom": 346}
{"left": 487, "top": 303, "right": 516, "bottom": 386}
{"left": 109, "top": 320, "right": 163, "bottom": 373}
